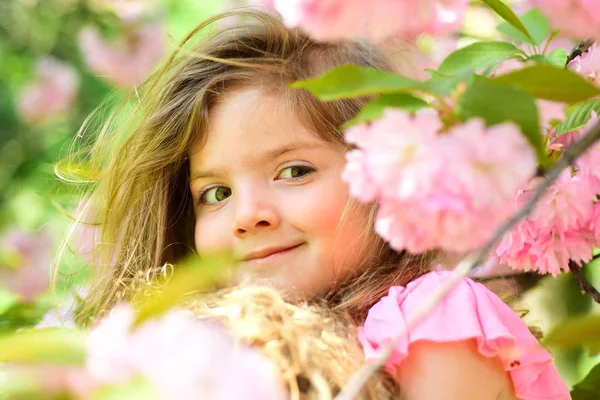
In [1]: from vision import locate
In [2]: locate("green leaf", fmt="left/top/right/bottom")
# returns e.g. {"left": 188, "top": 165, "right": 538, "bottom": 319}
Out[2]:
{"left": 456, "top": 76, "right": 548, "bottom": 166}
{"left": 493, "top": 65, "right": 600, "bottom": 102}
{"left": 343, "top": 94, "right": 429, "bottom": 128}
{"left": 555, "top": 99, "right": 600, "bottom": 135}
{"left": 481, "top": 0, "right": 532, "bottom": 42}
{"left": 425, "top": 68, "right": 475, "bottom": 94}
{"left": 438, "top": 42, "right": 520, "bottom": 76}
{"left": 290, "top": 64, "right": 439, "bottom": 101}
{"left": 572, "top": 363, "right": 600, "bottom": 400}
{"left": 527, "top": 49, "right": 568, "bottom": 68}
{"left": 546, "top": 48, "right": 568, "bottom": 68}
{"left": 0, "top": 302, "right": 50, "bottom": 334}
{"left": 134, "top": 251, "right": 234, "bottom": 326}
{"left": 0, "top": 328, "right": 86, "bottom": 365}
{"left": 497, "top": 8, "right": 550, "bottom": 45}
{"left": 544, "top": 314, "right": 600, "bottom": 353}
{"left": 0, "top": 288, "right": 18, "bottom": 316}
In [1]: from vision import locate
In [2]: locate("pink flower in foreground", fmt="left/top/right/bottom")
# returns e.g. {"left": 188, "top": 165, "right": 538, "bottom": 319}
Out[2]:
{"left": 16, "top": 57, "right": 80, "bottom": 126}
{"left": 343, "top": 109, "right": 442, "bottom": 203}
{"left": 78, "top": 23, "right": 165, "bottom": 87}
{"left": 344, "top": 110, "right": 537, "bottom": 253}
{"left": 87, "top": 305, "right": 285, "bottom": 399}
{"left": 0, "top": 229, "right": 52, "bottom": 301}
{"left": 265, "top": 0, "right": 468, "bottom": 42}
{"left": 532, "top": 0, "right": 600, "bottom": 41}
{"left": 568, "top": 42, "right": 600, "bottom": 86}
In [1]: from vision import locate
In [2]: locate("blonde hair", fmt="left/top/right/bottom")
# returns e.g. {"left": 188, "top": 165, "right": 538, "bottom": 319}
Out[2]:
{"left": 56, "top": 8, "right": 436, "bottom": 325}
{"left": 187, "top": 285, "right": 399, "bottom": 400}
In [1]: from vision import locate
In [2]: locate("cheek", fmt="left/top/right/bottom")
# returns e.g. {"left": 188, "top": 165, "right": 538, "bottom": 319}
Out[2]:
{"left": 291, "top": 178, "right": 352, "bottom": 235}
{"left": 296, "top": 173, "right": 373, "bottom": 268}
{"left": 194, "top": 213, "right": 232, "bottom": 252}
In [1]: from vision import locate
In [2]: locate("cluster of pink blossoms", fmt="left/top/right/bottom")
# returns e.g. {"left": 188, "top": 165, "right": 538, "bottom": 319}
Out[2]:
{"left": 17, "top": 57, "right": 80, "bottom": 126}
{"left": 496, "top": 116, "right": 600, "bottom": 276}
{"left": 78, "top": 23, "right": 165, "bottom": 88}
{"left": 494, "top": 44, "right": 600, "bottom": 275}
{"left": 343, "top": 109, "right": 537, "bottom": 253}
{"left": 0, "top": 229, "right": 53, "bottom": 301}
{"left": 86, "top": 305, "right": 286, "bottom": 399}
{"left": 251, "top": 0, "right": 468, "bottom": 41}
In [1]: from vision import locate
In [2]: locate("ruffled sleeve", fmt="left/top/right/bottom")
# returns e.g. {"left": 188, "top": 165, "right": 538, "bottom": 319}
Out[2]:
{"left": 357, "top": 271, "right": 571, "bottom": 400}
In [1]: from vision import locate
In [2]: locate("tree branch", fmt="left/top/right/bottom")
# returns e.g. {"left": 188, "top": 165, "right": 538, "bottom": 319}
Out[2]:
{"left": 335, "top": 119, "right": 600, "bottom": 400}
{"left": 568, "top": 260, "right": 600, "bottom": 304}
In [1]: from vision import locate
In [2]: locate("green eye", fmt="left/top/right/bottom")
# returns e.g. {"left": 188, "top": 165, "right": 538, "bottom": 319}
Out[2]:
{"left": 200, "top": 186, "right": 231, "bottom": 205}
{"left": 277, "top": 165, "right": 315, "bottom": 179}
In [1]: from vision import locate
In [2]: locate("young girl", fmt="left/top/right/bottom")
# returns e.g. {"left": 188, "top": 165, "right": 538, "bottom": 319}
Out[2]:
{"left": 60, "top": 8, "right": 571, "bottom": 400}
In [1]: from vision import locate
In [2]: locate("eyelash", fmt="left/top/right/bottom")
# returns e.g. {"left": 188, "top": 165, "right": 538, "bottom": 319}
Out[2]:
{"left": 195, "top": 165, "right": 317, "bottom": 207}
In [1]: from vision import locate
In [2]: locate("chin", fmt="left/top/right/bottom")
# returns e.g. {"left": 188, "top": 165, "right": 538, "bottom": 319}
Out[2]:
{"left": 234, "top": 270, "right": 320, "bottom": 300}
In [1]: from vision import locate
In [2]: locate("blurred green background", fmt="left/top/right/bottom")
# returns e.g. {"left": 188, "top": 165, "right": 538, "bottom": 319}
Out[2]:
{"left": 0, "top": 0, "right": 234, "bottom": 328}
{"left": 0, "top": 0, "right": 599, "bottom": 389}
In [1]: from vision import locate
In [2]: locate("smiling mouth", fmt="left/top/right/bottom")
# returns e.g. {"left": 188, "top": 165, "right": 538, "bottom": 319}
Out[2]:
{"left": 242, "top": 243, "right": 304, "bottom": 264}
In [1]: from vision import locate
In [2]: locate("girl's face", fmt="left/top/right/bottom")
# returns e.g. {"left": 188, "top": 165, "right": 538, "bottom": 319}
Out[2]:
{"left": 189, "top": 88, "right": 373, "bottom": 297}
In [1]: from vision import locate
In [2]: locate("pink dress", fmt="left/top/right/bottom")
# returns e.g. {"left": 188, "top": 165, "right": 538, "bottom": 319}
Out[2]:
{"left": 358, "top": 271, "right": 571, "bottom": 400}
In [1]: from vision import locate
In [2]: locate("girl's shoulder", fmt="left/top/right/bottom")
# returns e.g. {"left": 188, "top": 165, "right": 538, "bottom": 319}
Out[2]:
{"left": 358, "top": 270, "right": 571, "bottom": 400}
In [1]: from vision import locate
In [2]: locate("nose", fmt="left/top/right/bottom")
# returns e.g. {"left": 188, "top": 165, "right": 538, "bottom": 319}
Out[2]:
{"left": 232, "top": 185, "right": 281, "bottom": 238}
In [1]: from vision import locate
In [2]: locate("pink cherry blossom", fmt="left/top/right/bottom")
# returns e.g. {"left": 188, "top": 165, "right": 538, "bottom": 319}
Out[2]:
{"left": 575, "top": 113, "right": 600, "bottom": 191}
{"left": 344, "top": 110, "right": 537, "bottom": 253}
{"left": 87, "top": 305, "right": 286, "bottom": 400}
{"left": 495, "top": 162, "right": 599, "bottom": 276}
{"left": 579, "top": 146, "right": 600, "bottom": 194}
{"left": 78, "top": 22, "right": 165, "bottom": 87}
{"left": 0, "top": 229, "right": 52, "bottom": 302}
{"left": 265, "top": 0, "right": 468, "bottom": 42}
{"left": 532, "top": 0, "right": 600, "bottom": 41}
{"left": 547, "top": 128, "right": 581, "bottom": 151}
{"left": 16, "top": 57, "right": 80, "bottom": 126}
{"left": 568, "top": 42, "right": 600, "bottom": 86}
{"left": 343, "top": 109, "right": 442, "bottom": 203}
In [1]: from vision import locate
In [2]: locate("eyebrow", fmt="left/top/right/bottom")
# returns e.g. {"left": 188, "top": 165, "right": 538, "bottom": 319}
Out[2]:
{"left": 189, "top": 142, "right": 326, "bottom": 183}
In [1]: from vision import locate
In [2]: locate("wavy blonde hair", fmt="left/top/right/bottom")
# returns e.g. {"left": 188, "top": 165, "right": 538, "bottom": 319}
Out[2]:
{"left": 187, "top": 285, "right": 399, "bottom": 399}
{"left": 55, "top": 8, "right": 436, "bottom": 325}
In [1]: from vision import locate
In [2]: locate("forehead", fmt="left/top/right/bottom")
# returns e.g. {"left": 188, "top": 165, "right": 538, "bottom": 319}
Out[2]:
{"left": 190, "top": 88, "right": 337, "bottom": 169}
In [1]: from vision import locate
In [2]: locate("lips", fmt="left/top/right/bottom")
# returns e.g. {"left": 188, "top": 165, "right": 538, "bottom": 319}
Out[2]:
{"left": 241, "top": 243, "right": 304, "bottom": 262}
